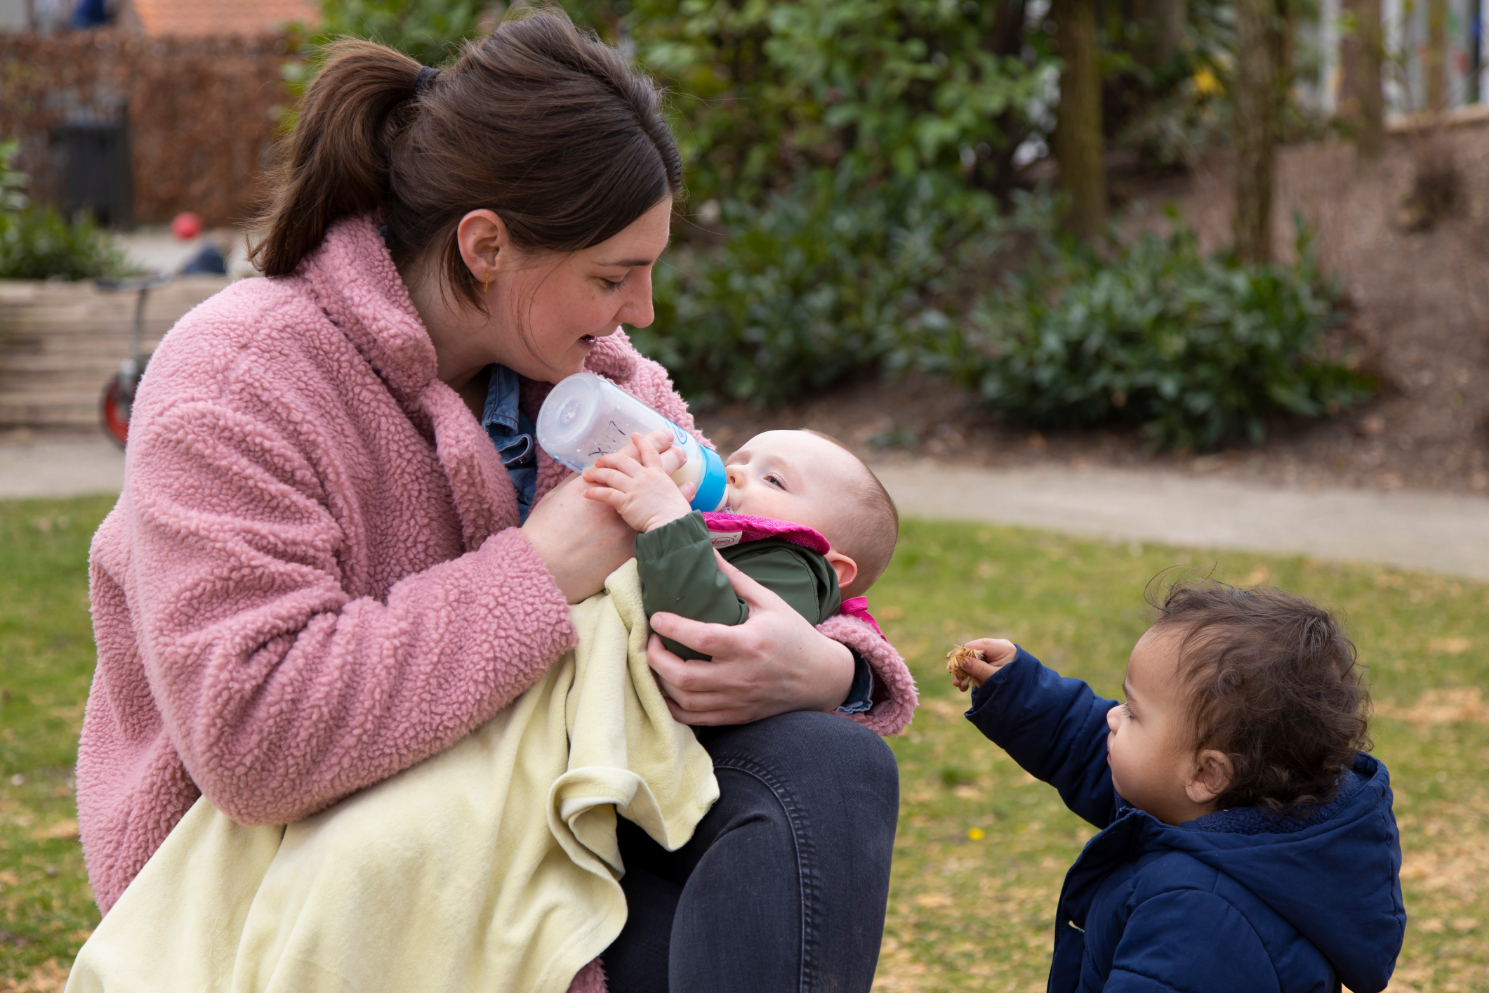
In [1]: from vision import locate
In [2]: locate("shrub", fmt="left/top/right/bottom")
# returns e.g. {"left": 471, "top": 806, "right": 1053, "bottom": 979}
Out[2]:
{"left": 602, "top": 0, "right": 1053, "bottom": 206}
{"left": 0, "top": 140, "right": 131, "bottom": 281}
{"left": 920, "top": 213, "right": 1372, "bottom": 451}
{"left": 634, "top": 171, "right": 1003, "bottom": 408}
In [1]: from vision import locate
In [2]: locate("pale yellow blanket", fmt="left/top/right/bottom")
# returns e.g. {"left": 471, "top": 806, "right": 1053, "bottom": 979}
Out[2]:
{"left": 67, "top": 560, "right": 719, "bottom": 993}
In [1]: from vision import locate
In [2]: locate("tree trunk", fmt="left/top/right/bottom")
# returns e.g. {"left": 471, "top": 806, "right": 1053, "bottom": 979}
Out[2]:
{"left": 1232, "top": 0, "right": 1282, "bottom": 263}
{"left": 1153, "top": 0, "right": 1187, "bottom": 61}
{"left": 1340, "top": 0, "right": 1385, "bottom": 159}
{"left": 1426, "top": 0, "right": 1449, "bottom": 112}
{"left": 1053, "top": 0, "right": 1106, "bottom": 240}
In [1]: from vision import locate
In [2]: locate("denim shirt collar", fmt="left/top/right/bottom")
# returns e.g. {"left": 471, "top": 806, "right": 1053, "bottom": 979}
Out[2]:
{"left": 480, "top": 364, "right": 538, "bottom": 521}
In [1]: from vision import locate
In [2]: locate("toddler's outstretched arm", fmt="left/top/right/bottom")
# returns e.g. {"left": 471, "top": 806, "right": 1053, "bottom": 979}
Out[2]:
{"left": 959, "top": 647, "right": 1121, "bottom": 829}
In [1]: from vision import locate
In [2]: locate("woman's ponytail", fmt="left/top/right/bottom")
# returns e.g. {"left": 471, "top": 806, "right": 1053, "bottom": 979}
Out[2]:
{"left": 250, "top": 42, "right": 423, "bottom": 276}
{"left": 251, "top": 12, "right": 681, "bottom": 299}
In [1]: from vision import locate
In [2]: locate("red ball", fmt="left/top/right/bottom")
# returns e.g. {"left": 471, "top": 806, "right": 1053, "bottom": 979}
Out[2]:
{"left": 171, "top": 212, "right": 202, "bottom": 240}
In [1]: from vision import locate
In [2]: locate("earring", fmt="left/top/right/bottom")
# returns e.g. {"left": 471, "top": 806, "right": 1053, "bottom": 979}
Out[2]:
{"left": 483, "top": 270, "right": 491, "bottom": 293}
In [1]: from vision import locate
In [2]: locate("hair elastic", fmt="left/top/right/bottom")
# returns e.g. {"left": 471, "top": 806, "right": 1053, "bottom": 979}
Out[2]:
{"left": 415, "top": 65, "right": 441, "bottom": 94}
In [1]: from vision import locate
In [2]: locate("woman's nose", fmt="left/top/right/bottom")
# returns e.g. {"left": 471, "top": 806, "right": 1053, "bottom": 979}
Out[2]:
{"left": 618, "top": 271, "right": 655, "bottom": 329}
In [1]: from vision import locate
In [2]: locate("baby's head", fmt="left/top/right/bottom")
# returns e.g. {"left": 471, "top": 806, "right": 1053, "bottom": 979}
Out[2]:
{"left": 1108, "top": 580, "right": 1370, "bottom": 825}
{"left": 722, "top": 429, "right": 898, "bottom": 598}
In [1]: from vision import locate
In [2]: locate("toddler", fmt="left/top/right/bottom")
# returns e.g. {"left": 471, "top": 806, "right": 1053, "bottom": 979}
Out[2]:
{"left": 951, "top": 581, "right": 1405, "bottom": 993}
{"left": 584, "top": 428, "right": 898, "bottom": 708}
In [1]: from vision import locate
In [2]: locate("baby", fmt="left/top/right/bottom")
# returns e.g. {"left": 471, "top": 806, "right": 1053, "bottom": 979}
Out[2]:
{"left": 951, "top": 581, "right": 1405, "bottom": 993}
{"left": 584, "top": 428, "right": 898, "bottom": 707}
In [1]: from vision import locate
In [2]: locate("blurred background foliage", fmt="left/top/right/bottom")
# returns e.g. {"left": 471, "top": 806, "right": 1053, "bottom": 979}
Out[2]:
{"left": 291, "top": 0, "right": 1366, "bottom": 451}
{"left": 0, "top": 140, "right": 131, "bottom": 281}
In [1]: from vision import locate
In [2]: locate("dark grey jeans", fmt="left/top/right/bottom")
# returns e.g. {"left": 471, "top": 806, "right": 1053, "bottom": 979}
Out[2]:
{"left": 603, "top": 710, "right": 899, "bottom": 993}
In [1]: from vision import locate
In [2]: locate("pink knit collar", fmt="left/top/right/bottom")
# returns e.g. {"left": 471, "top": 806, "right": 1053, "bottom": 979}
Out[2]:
{"left": 700, "top": 511, "right": 830, "bottom": 553}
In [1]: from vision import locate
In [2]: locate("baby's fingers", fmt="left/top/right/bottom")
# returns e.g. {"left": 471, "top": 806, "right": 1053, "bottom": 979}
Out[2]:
{"left": 630, "top": 432, "right": 664, "bottom": 470}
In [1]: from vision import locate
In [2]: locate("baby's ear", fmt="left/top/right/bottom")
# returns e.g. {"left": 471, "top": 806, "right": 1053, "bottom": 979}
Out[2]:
{"left": 825, "top": 550, "right": 858, "bottom": 595}
{"left": 1185, "top": 749, "right": 1234, "bottom": 806}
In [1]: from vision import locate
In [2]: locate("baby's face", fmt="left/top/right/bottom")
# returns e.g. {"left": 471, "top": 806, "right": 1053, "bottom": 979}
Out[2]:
{"left": 722, "top": 431, "right": 862, "bottom": 547}
{"left": 1104, "top": 625, "right": 1206, "bottom": 825}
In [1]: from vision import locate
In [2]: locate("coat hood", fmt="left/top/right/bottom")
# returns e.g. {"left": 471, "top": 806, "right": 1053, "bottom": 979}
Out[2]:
{"left": 1146, "top": 753, "right": 1405, "bottom": 993}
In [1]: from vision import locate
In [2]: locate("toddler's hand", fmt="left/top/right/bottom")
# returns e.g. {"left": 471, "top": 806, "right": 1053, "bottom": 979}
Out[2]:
{"left": 948, "top": 638, "right": 1018, "bottom": 692}
{"left": 583, "top": 432, "right": 696, "bottom": 533}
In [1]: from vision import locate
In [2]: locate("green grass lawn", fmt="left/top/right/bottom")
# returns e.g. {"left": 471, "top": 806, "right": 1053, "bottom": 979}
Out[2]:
{"left": 1, "top": 497, "right": 1486, "bottom": 991}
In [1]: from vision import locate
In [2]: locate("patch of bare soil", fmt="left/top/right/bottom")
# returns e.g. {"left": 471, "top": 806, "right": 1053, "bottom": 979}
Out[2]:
{"left": 698, "top": 123, "right": 1489, "bottom": 496}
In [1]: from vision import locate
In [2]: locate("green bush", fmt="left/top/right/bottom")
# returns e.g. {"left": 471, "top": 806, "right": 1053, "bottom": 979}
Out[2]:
{"left": 919, "top": 212, "right": 1372, "bottom": 451}
{"left": 0, "top": 140, "right": 130, "bottom": 281}
{"left": 596, "top": 0, "right": 1052, "bottom": 206}
{"left": 567, "top": 0, "right": 1052, "bottom": 407}
{"left": 635, "top": 171, "right": 1002, "bottom": 407}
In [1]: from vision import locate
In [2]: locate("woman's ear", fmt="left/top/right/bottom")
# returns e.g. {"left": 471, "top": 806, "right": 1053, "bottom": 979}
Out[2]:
{"left": 455, "top": 209, "right": 510, "bottom": 284}
{"left": 824, "top": 551, "right": 858, "bottom": 595}
{"left": 1184, "top": 749, "right": 1234, "bottom": 806}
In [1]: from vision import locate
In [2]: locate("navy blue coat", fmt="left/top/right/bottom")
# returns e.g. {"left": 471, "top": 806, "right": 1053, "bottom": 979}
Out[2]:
{"left": 965, "top": 649, "right": 1406, "bottom": 993}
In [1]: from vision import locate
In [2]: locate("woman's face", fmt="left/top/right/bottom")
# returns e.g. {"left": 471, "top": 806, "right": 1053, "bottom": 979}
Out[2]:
{"left": 459, "top": 197, "right": 673, "bottom": 385}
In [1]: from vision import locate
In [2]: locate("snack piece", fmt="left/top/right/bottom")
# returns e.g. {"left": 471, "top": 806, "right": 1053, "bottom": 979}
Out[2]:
{"left": 946, "top": 644, "right": 986, "bottom": 681}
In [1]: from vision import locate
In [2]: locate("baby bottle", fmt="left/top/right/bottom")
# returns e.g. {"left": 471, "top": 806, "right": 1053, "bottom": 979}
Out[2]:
{"left": 536, "top": 372, "right": 728, "bottom": 513}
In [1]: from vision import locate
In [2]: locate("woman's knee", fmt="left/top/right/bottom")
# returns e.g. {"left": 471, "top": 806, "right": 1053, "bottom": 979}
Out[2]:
{"left": 704, "top": 711, "right": 899, "bottom": 823}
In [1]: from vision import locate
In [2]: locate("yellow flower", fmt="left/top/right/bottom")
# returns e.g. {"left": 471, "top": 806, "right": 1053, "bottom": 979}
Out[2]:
{"left": 968, "top": 827, "right": 986, "bottom": 840}
{"left": 1193, "top": 68, "right": 1222, "bottom": 98}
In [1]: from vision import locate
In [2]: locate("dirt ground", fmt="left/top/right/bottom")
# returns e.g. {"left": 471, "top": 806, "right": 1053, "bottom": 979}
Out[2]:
{"left": 699, "top": 120, "right": 1489, "bottom": 497}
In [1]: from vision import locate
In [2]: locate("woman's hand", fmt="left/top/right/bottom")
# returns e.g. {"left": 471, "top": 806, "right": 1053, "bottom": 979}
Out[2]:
{"left": 582, "top": 431, "right": 696, "bottom": 532}
{"left": 647, "top": 553, "right": 856, "bottom": 725}
{"left": 521, "top": 473, "right": 637, "bottom": 603}
{"left": 522, "top": 429, "right": 688, "bottom": 603}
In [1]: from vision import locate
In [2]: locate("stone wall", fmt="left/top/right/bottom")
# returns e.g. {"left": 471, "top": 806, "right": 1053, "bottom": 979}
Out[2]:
{"left": 0, "top": 30, "right": 297, "bottom": 227}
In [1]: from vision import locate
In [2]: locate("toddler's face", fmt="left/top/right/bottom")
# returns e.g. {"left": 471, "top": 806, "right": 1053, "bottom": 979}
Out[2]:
{"left": 722, "top": 431, "right": 861, "bottom": 547}
{"left": 1105, "top": 625, "right": 1209, "bottom": 825}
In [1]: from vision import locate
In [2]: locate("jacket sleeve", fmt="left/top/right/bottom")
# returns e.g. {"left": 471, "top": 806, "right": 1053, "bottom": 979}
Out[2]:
{"left": 1104, "top": 889, "right": 1279, "bottom": 993}
{"left": 965, "top": 650, "right": 1119, "bottom": 828}
{"left": 636, "top": 513, "right": 746, "bottom": 659}
{"left": 123, "top": 399, "right": 578, "bottom": 826}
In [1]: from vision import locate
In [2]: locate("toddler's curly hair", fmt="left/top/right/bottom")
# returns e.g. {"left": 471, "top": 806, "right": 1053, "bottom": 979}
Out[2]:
{"left": 1150, "top": 579, "right": 1371, "bottom": 814}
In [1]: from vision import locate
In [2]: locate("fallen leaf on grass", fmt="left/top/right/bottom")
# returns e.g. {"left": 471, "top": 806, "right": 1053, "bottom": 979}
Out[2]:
{"left": 0, "top": 870, "right": 17, "bottom": 886}
{"left": 1426, "top": 636, "right": 1471, "bottom": 655}
{"left": 30, "top": 819, "right": 78, "bottom": 841}
{"left": 912, "top": 892, "right": 954, "bottom": 909}
{"left": 0, "top": 957, "right": 69, "bottom": 993}
{"left": 1375, "top": 688, "right": 1488, "bottom": 726}
{"left": 917, "top": 698, "right": 963, "bottom": 719}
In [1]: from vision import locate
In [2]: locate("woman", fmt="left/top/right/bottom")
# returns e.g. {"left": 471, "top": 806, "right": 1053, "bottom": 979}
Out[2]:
{"left": 78, "top": 12, "right": 915, "bottom": 993}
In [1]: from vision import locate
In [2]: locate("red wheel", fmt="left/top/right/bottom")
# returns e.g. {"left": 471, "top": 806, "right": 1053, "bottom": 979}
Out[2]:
{"left": 101, "top": 374, "right": 131, "bottom": 448}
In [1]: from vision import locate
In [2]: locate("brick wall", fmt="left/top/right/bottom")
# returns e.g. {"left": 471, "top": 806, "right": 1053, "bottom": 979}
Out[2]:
{"left": 0, "top": 30, "right": 298, "bottom": 227}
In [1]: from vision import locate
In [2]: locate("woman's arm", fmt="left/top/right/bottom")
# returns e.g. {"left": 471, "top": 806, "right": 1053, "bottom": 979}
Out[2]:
{"left": 125, "top": 400, "right": 582, "bottom": 826}
{"left": 587, "top": 338, "right": 919, "bottom": 732}
{"left": 647, "top": 556, "right": 916, "bottom": 733}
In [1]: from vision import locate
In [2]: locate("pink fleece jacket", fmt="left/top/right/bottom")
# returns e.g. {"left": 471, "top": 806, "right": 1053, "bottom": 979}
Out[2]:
{"left": 79, "top": 216, "right": 917, "bottom": 988}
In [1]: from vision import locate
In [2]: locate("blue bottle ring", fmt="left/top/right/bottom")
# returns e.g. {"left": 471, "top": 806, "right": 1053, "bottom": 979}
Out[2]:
{"left": 689, "top": 445, "right": 728, "bottom": 512}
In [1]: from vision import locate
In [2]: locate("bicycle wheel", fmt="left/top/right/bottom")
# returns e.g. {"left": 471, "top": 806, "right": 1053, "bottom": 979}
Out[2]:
{"left": 101, "top": 374, "right": 130, "bottom": 448}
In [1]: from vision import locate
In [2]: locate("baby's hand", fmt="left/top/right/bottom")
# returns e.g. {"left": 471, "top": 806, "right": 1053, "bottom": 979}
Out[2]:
{"left": 948, "top": 638, "right": 1018, "bottom": 692}
{"left": 583, "top": 432, "right": 695, "bottom": 533}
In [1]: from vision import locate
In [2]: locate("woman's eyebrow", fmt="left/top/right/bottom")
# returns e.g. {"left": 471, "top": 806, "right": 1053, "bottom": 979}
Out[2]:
{"left": 594, "top": 255, "right": 657, "bottom": 268}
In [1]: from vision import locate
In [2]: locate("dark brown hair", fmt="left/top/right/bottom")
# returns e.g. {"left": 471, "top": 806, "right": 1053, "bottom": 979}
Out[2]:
{"left": 1150, "top": 579, "right": 1371, "bottom": 814}
{"left": 249, "top": 9, "right": 681, "bottom": 307}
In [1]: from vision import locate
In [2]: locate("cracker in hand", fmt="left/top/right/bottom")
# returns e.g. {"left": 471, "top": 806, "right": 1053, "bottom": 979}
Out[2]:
{"left": 946, "top": 644, "right": 986, "bottom": 681}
